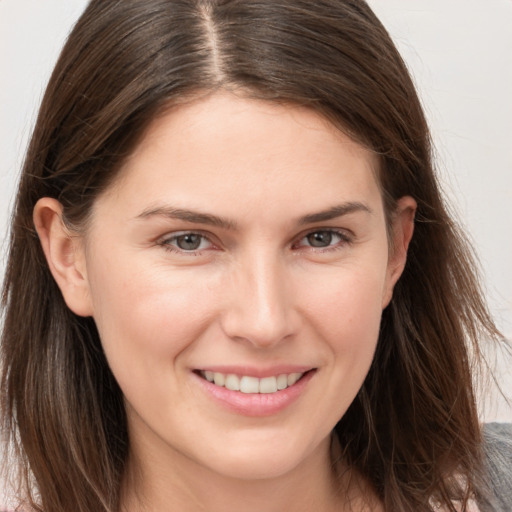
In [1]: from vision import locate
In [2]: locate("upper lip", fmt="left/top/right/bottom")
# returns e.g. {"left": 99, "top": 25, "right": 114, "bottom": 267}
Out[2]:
{"left": 194, "top": 365, "right": 315, "bottom": 378}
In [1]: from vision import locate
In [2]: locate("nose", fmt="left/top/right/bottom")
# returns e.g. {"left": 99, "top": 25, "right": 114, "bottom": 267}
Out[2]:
{"left": 220, "top": 251, "right": 298, "bottom": 348}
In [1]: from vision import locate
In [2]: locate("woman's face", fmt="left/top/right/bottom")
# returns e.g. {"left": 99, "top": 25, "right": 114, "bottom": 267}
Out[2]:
{"left": 71, "top": 93, "right": 414, "bottom": 481}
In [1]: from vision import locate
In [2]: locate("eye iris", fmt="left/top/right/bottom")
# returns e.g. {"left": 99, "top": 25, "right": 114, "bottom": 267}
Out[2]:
{"left": 307, "top": 231, "right": 333, "bottom": 247}
{"left": 176, "top": 234, "right": 202, "bottom": 250}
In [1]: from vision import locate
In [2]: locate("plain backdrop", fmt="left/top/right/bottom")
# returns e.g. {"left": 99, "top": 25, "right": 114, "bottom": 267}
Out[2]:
{"left": 1, "top": 1, "right": 511, "bottom": 420}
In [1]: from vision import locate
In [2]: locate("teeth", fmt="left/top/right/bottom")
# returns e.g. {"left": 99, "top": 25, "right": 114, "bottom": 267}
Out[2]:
{"left": 225, "top": 374, "right": 240, "bottom": 391}
{"left": 200, "top": 371, "right": 305, "bottom": 393}
{"left": 240, "top": 376, "right": 259, "bottom": 393}
{"left": 259, "top": 376, "right": 278, "bottom": 393}
{"left": 287, "top": 372, "right": 302, "bottom": 386}
{"left": 277, "top": 374, "right": 288, "bottom": 390}
{"left": 213, "top": 372, "right": 225, "bottom": 386}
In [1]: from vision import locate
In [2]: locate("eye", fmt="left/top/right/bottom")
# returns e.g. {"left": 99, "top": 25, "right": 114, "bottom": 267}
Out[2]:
{"left": 294, "top": 229, "right": 350, "bottom": 250}
{"left": 160, "top": 232, "right": 213, "bottom": 253}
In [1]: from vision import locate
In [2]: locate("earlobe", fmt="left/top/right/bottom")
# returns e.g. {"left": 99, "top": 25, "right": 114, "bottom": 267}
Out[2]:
{"left": 33, "top": 198, "right": 94, "bottom": 317}
{"left": 382, "top": 196, "right": 417, "bottom": 308}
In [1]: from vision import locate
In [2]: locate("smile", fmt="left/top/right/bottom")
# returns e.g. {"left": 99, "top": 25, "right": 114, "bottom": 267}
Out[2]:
{"left": 194, "top": 368, "right": 316, "bottom": 416}
{"left": 199, "top": 370, "right": 305, "bottom": 394}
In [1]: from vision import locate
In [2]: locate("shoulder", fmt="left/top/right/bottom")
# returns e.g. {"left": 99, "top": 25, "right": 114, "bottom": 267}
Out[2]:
{"left": 483, "top": 422, "right": 512, "bottom": 477}
{"left": 480, "top": 422, "right": 512, "bottom": 511}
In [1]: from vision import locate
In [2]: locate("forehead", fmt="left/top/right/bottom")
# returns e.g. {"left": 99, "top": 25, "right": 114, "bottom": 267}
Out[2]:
{"left": 99, "top": 92, "right": 383, "bottom": 221}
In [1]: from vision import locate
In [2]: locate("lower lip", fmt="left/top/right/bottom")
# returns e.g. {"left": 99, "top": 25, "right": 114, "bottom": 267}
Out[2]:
{"left": 193, "top": 370, "right": 315, "bottom": 417}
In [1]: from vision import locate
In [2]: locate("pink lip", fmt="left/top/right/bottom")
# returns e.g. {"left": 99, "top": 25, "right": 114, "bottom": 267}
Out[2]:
{"left": 192, "top": 369, "right": 316, "bottom": 417}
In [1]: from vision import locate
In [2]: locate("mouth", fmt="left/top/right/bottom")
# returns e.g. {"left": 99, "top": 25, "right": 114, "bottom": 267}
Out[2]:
{"left": 193, "top": 367, "right": 316, "bottom": 416}
{"left": 195, "top": 369, "right": 312, "bottom": 394}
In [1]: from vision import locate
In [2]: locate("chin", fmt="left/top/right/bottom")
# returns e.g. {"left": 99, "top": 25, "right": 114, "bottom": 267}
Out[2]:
{"left": 199, "top": 433, "right": 327, "bottom": 481}
{"left": 209, "top": 454, "right": 301, "bottom": 481}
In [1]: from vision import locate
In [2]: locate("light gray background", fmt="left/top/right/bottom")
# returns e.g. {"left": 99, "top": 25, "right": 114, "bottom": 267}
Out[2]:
{"left": 1, "top": 1, "right": 511, "bottom": 420}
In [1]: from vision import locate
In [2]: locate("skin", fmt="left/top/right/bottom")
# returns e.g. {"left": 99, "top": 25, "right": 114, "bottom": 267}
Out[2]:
{"left": 34, "top": 93, "right": 416, "bottom": 512}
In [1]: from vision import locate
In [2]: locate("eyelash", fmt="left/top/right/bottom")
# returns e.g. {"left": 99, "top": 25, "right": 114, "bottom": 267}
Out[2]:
{"left": 158, "top": 228, "right": 353, "bottom": 256}
{"left": 158, "top": 231, "right": 214, "bottom": 255}
{"left": 292, "top": 229, "right": 352, "bottom": 251}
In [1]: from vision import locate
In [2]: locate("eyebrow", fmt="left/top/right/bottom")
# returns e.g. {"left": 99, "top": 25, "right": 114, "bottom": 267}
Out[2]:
{"left": 136, "top": 206, "right": 238, "bottom": 230}
{"left": 297, "top": 202, "right": 372, "bottom": 225}
{"left": 135, "top": 201, "right": 372, "bottom": 230}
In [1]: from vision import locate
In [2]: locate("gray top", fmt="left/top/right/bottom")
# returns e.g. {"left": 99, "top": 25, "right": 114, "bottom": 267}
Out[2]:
{"left": 480, "top": 422, "right": 512, "bottom": 511}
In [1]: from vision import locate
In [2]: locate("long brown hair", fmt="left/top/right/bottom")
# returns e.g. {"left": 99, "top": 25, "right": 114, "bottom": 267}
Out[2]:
{"left": 1, "top": 1, "right": 502, "bottom": 511}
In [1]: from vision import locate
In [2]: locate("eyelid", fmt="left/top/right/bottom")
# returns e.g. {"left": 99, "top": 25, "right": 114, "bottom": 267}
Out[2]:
{"left": 156, "top": 227, "right": 353, "bottom": 256}
{"left": 158, "top": 230, "right": 218, "bottom": 254}
{"left": 292, "top": 227, "right": 353, "bottom": 250}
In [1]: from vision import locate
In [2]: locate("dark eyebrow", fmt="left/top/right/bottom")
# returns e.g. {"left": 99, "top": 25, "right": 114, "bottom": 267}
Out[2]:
{"left": 298, "top": 202, "right": 372, "bottom": 225}
{"left": 135, "top": 206, "right": 238, "bottom": 231}
{"left": 136, "top": 201, "right": 371, "bottom": 230}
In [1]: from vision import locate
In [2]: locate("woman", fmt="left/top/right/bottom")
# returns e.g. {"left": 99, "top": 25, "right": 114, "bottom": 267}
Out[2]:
{"left": 1, "top": 1, "right": 509, "bottom": 511}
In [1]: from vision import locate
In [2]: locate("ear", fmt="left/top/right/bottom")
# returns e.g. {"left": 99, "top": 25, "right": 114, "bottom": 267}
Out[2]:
{"left": 33, "top": 198, "right": 94, "bottom": 317}
{"left": 382, "top": 195, "right": 417, "bottom": 308}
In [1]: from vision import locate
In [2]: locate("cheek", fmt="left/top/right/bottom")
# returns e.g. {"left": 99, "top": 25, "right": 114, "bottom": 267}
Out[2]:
{"left": 87, "top": 256, "right": 220, "bottom": 379}
{"left": 298, "top": 263, "right": 386, "bottom": 387}
{"left": 284, "top": 265, "right": 387, "bottom": 435}
{"left": 303, "top": 264, "right": 386, "bottom": 337}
